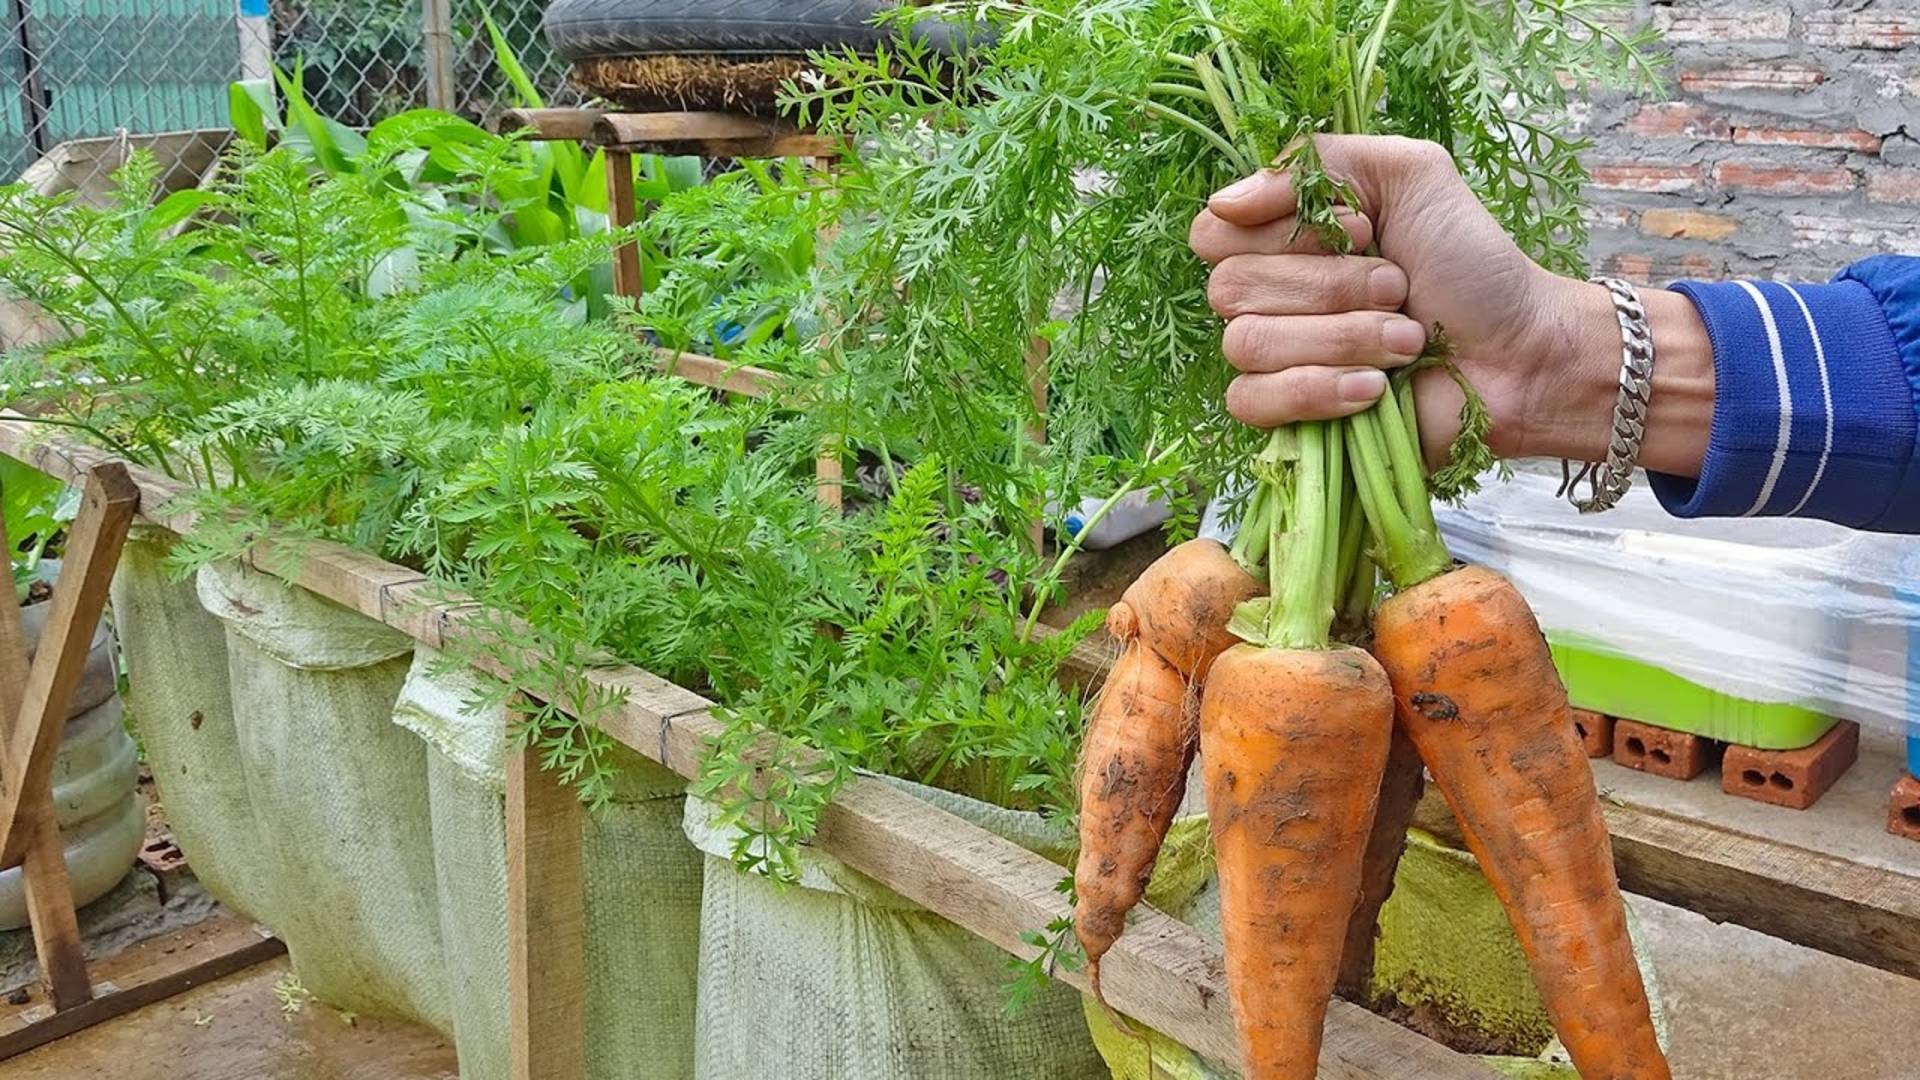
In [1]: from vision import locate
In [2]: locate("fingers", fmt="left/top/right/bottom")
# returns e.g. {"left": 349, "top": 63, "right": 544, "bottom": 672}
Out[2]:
{"left": 1207, "top": 169, "right": 1298, "bottom": 225}
{"left": 1225, "top": 367, "right": 1392, "bottom": 426}
{"left": 1221, "top": 312, "right": 1427, "bottom": 374}
{"left": 1189, "top": 207, "right": 1374, "bottom": 265}
{"left": 1207, "top": 254, "right": 1407, "bottom": 318}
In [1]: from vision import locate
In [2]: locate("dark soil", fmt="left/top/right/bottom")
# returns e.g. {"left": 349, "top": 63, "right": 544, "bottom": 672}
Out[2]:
{"left": 1364, "top": 990, "right": 1543, "bottom": 1058}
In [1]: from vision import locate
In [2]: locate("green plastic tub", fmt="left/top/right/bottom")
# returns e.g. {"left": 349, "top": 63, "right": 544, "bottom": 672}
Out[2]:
{"left": 1548, "top": 632, "right": 1836, "bottom": 751}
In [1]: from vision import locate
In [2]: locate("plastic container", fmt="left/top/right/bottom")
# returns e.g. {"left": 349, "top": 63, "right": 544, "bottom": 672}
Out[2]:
{"left": 1057, "top": 488, "right": 1170, "bottom": 551}
{"left": 1548, "top": 634, "right": 1836, "bottom": 751}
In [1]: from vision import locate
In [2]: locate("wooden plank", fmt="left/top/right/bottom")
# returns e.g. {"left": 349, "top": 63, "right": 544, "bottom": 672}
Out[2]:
{"left": 507, "top": 735, "right": 586, "bottom": 1080}
{"left": 0, "top": 464, "right": 138, "bottom": 867}
{"left": 497, "top": 108, "right": 607, "bottom": 141}
{"left": 0, "top": 495, "right": 89, "bottom": 1010}
{"left": 0, "top": 422, "right": 1501, "bottom": 1079}
{"left": 590, "top": 111, "right": 843, "bottom": 158}
{"left": 650, "top": 346, "right": 784, "bottom": 399}
{"left": 0, "top": 915, "right": 285, "bottom": 1059}
{"left": 607, "top": 149, "right": 644, "bottom": 303}
{"left": 1412, "top": 788, "right": 1920, "bottom": 982}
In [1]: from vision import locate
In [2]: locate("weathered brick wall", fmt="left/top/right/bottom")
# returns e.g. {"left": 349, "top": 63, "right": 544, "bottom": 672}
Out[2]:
{"left": 1578, "top": 0, "right": 1920, "bottom": 285}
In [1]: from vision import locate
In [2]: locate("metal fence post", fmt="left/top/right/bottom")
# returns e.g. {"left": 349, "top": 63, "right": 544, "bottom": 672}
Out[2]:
{"left": 236, "top": 0, "right": 272, "bottom": 82}
{"left": 421, "top": 0, "right": 455, "bottom": 113}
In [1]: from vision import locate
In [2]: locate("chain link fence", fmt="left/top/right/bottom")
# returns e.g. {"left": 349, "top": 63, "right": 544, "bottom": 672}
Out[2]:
{"left": 0, "top": 0, "right": 578, "bottom": 190}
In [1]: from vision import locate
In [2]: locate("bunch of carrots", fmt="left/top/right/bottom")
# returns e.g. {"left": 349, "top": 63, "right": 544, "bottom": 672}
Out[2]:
{"left": 1070, "top": 4, "right": 1671, "bottom": 1079}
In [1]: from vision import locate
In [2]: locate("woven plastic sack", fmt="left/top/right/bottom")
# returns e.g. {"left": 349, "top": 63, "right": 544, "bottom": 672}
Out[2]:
{"left": 109, "top": 527, "right": 268, "bottom": 919}
{"left": 196, "top": 559, "right": 447, "bottom": 1026}
{"left": 1084, "top": 823, "right": 1667, "bottom": 1080}
{"left": 392, "top": 648, "right": 703, "bottom": 1080}
{"left": 684, "top": 777, "right": 1106, "bottom": 1080}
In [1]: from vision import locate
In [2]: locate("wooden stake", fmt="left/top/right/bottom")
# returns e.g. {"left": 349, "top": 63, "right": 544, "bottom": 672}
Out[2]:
{"left": 607, "top": 149, "right": 644, "bottom": 304}
{"left": 507, "top": 724, "right": 585, "bottom": 1080}
{"left": 0, "top": 463, "right": 138, "bottom": 869}
{"left": 1023, "top": 335, "right": 1048, "bottom": 555}
{"left": 811, "top": 155, "right": 844, "bottom": 512}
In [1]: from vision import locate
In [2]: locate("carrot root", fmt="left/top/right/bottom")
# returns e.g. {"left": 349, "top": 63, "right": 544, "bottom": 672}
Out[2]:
{"left": 1200, "top": 642, "right": 1394, "bottom": 1080}
{"left": 1333, "top": 719, "right": 1424, "bottom": 1002}
{"left": 1372, "top": 565, "right": 1670, "bottom": 1080}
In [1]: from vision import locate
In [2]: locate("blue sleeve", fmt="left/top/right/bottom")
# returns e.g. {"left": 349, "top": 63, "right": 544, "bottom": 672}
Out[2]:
{"left": 1650, "top": 255, "right": 1920, "bottom": 532}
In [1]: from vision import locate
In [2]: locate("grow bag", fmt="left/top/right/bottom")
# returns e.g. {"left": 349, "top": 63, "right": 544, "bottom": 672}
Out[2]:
{"left": 0, "top": 603, "right": 141, "bottom": 929}
{"left": 1084, "top": 821, "right": 1669, "bottom": 1079}
{"left": 542, "top": 0, "right": 972, "bottom": 113}
{"left": 110, "top": 528, "right": 262, "bottom": 917}
{"left": 684, "top": 779, "right": 1105, "bottom": 1080}
{"left": 391, "top": 649, "right": 703, "bottom": 1080}
{"left": 194, "top": 559, "right": 447, "bottom": 1026}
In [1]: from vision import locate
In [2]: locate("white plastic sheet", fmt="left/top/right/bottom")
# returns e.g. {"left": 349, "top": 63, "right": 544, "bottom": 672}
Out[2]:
{"left": 1435, "top": 472, "right": 1918, "bottom": 740}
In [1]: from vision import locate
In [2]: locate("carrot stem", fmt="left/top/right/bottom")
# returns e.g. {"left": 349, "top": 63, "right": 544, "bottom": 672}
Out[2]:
{"left": 1268, "top": 420, "right": 1331, "bottom": 650}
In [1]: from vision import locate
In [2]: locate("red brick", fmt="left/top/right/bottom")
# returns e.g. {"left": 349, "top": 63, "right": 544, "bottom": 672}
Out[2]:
{"left": 1803, "top": 10, "right": 1920, "bottom": 50}
{"left": 1654, "top": 7, "right": 1791, "bottom": 43}
{"left": 1869, "top": 170, "right": 1920, "bottom": 206}
{"left": 1612, "top": 718, "right": 1716, "bottom": 780}
{"left": 1600, "top": 252, "right": 1719, "bottom": 286}
{"left": 1640, "top": 209, "right": 1738, "bottom": 241}
{"left": 1890, "top": 775, "right": 1920, "bottom": 842}
{"left": 1712, "top": 162, "right": 1857, "bottom": 195}
{"left": 1589, "top": 163, "right": 1705, "bottom": 193}
{"left": 1731, "top": 126, "right": 1882, "bottom": 154}
{"left": 1625, "top": 103, "right": 1731, "bottom": 140}
{"left": 1570, "top": 708, "right": 1616, "bottom": 758}
{"left": 1721, "top": 720, "right": 1859, "bottom": 810}
{"left": 1680, "top": 66, "right": 1825, "bottom": 93}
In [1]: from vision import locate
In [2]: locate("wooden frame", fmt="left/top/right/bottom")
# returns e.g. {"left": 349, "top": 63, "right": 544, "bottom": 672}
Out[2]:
{"left": 0, "top": 416, "right": 1497, "bottom": 1079}
{"left": 0, "top": 458, "right": 278, "bottom": 1057}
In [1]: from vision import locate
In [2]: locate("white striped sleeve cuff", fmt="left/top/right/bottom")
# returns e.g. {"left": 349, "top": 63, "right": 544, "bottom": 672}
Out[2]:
{"left": 1651, "top": 278, "right": 1916, "bottom": 529}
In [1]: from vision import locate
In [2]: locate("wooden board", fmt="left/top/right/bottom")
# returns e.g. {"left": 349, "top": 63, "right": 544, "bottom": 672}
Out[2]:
{"left": 0, "top": 499, "right": 89, "bottom": 1009}
{"left": 651, "top": 347, "right": 783, "bottom": 399}
{"left": 507, "top": 738, "right": 586, "bottom": 1080}
{"left": 497, "top": 108, "right": 607, "bottom": 142}
{"left": 0, "top": 915, "right": 285, "bottom": 1059}
{"left": 0, "top": 463, "right": 139, "bottom": 866}
{"left": 592, "top": 111, "right": 844, "bottom": 158}
{"left": 0, "top": 417, "right": 1512, "bottom": 1079}
{"left": 607, "top": 149, "right": 644, "bottom": 303}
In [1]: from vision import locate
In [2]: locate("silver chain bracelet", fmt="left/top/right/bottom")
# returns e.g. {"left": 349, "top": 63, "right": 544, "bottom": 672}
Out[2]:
{"left": 1559, "top": 276, "right": 1655, "bottom": 513}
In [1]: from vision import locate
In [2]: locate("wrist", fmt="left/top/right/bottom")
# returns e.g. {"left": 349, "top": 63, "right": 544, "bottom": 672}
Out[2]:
{"left": 1524, "top": 273, "right": 1713, "bottom": 478}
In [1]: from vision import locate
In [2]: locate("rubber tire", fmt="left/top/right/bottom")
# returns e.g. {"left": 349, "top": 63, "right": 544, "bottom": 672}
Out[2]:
{"left": 542, "top": 0, "right": 963, "bottom": 61}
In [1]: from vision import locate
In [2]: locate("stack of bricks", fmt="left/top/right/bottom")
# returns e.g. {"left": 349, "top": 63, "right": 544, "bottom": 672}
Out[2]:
{"left": 1578, "top": 0, "right": 1920, "bottom": 285}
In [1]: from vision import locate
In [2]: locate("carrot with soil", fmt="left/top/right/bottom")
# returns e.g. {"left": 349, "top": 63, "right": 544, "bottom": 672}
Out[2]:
{"left": 1073, "top": 537, "right": 1261, "bottom": 1000}
{"left": 1200, "top": 420, "right": 1393, "bottom": 1078}
{"left": 1350, "top": 358, "right": 1669, "bottom": 1077}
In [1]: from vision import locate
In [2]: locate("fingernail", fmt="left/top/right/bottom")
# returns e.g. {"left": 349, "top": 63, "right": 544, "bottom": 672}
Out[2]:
{"left": 1367, "top": 264, "right": 1408, "bottom": 307}
{"left": 1380, "top": 317, "right": 1426, "bottom": 357}
{"left": 1213, "top": 172, "right": 1265, "bottom": 203}
{"left": 1338, "top": 369, "right": 1387, "bottom": 403}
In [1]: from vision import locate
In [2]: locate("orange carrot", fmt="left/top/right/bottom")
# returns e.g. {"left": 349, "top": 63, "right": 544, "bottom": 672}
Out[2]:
{"left": 1073, "top": 641, "right": 1193, "bottom": 1002}
{"left": 1074, "top": 538, "right": 1262, "bottom": 993}
{"left": 1106, "top": 537, "right": 1262, "bottom": 681}
{"left": 1371, "top": 565, "right": 1668, "bottom": 1080}
{"left": 1201, "top": 641, "right": 1393, "bottom": 1079}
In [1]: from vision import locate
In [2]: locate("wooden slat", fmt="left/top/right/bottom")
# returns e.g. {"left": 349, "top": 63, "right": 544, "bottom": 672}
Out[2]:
{"left": 0, "top": 418, "right": 1499, "bottom": 1079}
{"left": 507, "top": 736, "right": 586, "bottom": 1080}
{"left": 0, "top": 497, "right": 89, "bottom": 1010}
{"left": 607, "top": 150, "right": 644, "bottom": 303}
{"left": 497, "top": 108, "right": 607, "bottom": 141}
{"left": 0, "top": 464, "right": 138, "bottom": 867}
{"left": 590, "top": 111, "right": 844, "bottom": 158}
{"left": 651, "top": 347, "right": 784, "bottom": 399}
{"left": 0, "top": 915, "right": 285, "bottom": 1059}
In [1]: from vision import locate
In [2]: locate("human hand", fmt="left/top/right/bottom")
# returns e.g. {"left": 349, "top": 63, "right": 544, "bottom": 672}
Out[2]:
{"left": 1189, "top": 135, "right": 1711, "bottom": 476}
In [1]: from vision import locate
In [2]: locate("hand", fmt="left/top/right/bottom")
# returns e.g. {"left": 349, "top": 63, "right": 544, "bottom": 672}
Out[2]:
{"left": 1189, "top": 135, "right": 1712, "bottom": 476}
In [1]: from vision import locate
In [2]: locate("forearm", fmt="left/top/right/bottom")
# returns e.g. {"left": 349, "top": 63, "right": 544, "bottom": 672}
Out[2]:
{"left": 1527, "top": 255, "right": 1920, "bottom": 532}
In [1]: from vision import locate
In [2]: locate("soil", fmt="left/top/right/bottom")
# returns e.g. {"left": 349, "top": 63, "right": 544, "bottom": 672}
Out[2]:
{"left": 1364, "top": 989, "right": 1541, "bottom": 1058}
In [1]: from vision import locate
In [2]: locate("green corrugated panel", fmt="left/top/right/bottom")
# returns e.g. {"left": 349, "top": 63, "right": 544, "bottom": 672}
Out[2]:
{"left": 4, "top": 0, "right": 234, "bottom": 176}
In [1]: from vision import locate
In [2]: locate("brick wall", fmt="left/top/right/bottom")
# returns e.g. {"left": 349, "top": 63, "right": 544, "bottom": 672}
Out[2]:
{"left": 1579, "top": 0, "right": 1920, "bottom": 285}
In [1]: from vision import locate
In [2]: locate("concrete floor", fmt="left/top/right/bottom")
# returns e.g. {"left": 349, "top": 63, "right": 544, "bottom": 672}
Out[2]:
{"left": 0, "top": 955, "right": 458, "bottom": 1080}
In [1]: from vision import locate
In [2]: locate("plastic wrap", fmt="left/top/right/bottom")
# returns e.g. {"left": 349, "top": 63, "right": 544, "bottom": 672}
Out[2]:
{"left": 1435, "top": 472, "right": 1918, "bottom": 743}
